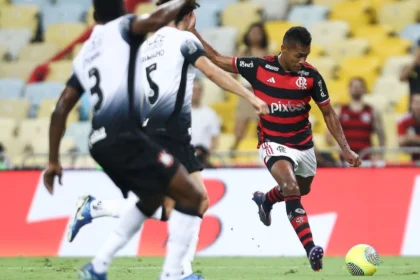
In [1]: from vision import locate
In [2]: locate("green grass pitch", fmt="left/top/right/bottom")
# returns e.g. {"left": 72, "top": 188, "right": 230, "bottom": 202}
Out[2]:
{"left": 1, "top": 257, "right": 419, "bottom": 279}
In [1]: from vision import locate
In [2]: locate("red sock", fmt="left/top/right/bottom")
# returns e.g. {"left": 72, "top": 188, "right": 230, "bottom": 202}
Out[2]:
{"left": 285, "top": 196, "right": 315, "bottom": 256}
{"left": 265, "top": 185, "right": 284, "bottom": 206}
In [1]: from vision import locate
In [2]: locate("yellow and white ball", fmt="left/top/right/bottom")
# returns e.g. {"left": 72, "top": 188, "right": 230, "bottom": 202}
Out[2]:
{"left": 345, "top": 244, "right": 380, "bottom": 276}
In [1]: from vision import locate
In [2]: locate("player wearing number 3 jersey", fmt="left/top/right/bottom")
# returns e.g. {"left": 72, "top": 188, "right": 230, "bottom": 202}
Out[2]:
{"left": 65, "top": 1, "right": 269, "bottom": 279}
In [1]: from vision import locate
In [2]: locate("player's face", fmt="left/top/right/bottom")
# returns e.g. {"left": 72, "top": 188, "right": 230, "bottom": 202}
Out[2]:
{"left": 282, "top": 44, "right": 310, "bottom": 72}
{"left": 349, "top": 79, "right": 365, "bottom": 100}
{"left": 411, "top": 95, "right": 420, "bottom": 115}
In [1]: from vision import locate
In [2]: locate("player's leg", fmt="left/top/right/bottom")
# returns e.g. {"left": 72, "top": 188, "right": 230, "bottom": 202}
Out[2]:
{"left": 78, "top": 160, "right": 161, "bottom": 280}
{"left": 269, "top": 159, "right": 323, "bottom": 271}
{"left": 161, "top": 165, "right": 206, "bottom": 280}
{"left": 87, "top": 193, "right": 162, "bottom": 277}
{"left": 252, "top": 175, "right": 313, "bottom": 226}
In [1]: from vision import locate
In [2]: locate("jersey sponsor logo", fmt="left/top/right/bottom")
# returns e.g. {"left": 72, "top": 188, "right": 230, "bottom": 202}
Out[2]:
{"left": 296, "top": 77, "right": 308, "bottom": 90}
{"left": 144, "top": 34, "right": 165, "bottom": 52}
{"left": 270, "top": 100, "right": 307, "bottom": 113}
{"left": 267, "top": 77, "right": 276, "bottom": 83}
{"left": 239, "top": 61, "right": 254, "bottom": 68}
{"left": 141, "top": 49, "right": 165, "bottom": 62}
{"left": 318, "top": 80, "right": 326, "bottom": 98}
{"left": 83, "top": 52, "right": 101, "bottom": 67}
{"left": 265, "top": 64, "right": 279, "bottom": 71}
{"left": 89, "top": 127, "right": 107, "bottom": 147}
{"left": 298, "top": 70, "right": 310, "bottom": 76}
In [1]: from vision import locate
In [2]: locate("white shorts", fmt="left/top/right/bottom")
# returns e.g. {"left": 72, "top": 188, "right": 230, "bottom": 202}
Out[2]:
{"left": 259, "top": 142, "right": 317, "bottom": 178}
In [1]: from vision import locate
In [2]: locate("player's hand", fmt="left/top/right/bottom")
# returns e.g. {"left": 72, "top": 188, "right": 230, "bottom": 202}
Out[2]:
{"left": 342, "top": 149, "right": 361, "bottom": 167}
{"left": 251, "top": 97, "right": 270, "bottom": 116}
{"left": 43, "top": 162, "right": 63, "bottom": 195}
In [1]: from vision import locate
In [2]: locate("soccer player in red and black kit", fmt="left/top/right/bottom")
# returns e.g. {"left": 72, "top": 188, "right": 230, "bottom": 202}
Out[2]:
{"left": 189, "top": 21, "right": 361, "bottom": 271}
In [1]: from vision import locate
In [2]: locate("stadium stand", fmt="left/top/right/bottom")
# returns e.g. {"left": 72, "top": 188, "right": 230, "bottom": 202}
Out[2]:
{"left": 1, "top": 0, "right": 420, "bottom": 168}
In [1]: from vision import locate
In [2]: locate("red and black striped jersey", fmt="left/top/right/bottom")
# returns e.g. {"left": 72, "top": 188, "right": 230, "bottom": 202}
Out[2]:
{"left": 233, "top": 55, "right": 330, "bottom": 150}
{"left": 339, "top": 104, "right": 374, "bottom": 153}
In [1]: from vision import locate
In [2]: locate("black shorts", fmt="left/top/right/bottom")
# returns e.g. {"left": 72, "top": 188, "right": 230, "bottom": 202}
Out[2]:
{"left": 90, "top": 131, "right": 179, "bottom": 198}
{"left": 150, "top": 134, "right": 203, "bottom": 174}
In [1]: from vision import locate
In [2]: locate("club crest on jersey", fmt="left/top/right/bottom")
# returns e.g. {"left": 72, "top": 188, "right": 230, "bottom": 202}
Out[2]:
{"left": 361, "top": 113, "right": 372, "bottom": 123}
{"left": 296, "top": 77, "right": 307, "bottom": 90}
{"left": 158, "top": 151, "right": 174, "bottom": 168}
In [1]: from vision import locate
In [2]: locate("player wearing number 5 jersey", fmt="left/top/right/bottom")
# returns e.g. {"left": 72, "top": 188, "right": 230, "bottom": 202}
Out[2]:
{"left": 66, "top": 1, "right": 269, "bottom": 279}
{"left": 189, "top": 18, "right": 361, "bottom": 272}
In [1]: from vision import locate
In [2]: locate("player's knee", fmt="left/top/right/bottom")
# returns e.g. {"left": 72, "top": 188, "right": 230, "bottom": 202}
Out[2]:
{"left": 282, "top": 181, "right": 301, "bottom": 196}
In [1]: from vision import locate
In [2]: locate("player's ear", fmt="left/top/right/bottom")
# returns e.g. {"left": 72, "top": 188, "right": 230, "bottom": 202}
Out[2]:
{"left": 281, "top": 44, "right": 286, "bottom": 53}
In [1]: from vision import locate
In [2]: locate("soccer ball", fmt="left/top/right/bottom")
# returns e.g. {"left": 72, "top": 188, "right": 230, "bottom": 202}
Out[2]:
{"left": 345, "top": 244, "right": 380, "bottom": 276}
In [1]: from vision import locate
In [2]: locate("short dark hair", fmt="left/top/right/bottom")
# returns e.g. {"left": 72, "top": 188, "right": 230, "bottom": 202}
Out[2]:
{"left": 93, "top": 0, "right": 126, "bottom": 23}
{"left": 156, "top": 0, "right": 200, "bottom": 24}
{"left": 283, "top": 26, "right": 312, "bottom": 48}
{"left": 243, "top": 22, "right": 269, "bottom": 49}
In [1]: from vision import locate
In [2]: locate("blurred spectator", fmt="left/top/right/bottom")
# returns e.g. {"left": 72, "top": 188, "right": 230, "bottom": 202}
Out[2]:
{"left": 326, "top": 77, "right": 386, "bottom": 160}
{"left": 125, "top": 0, "right": 151, "bottom": 13}
{"left": 231, "top": 23, "right": 269, "bottom": 151}
{"left": 191, "top": 79, "right": 220, "bottom": 166}
{"left": 398, "top": 94, "right": 420, "bottom": 161}
{"left": 0, "top": 143, "right": 11, "bottom": 170}
{"left": 400, "top": 39, "right": 420, "bottom": 109}
{"left": 315, "top": 149, "right": 339, "bottom": 167}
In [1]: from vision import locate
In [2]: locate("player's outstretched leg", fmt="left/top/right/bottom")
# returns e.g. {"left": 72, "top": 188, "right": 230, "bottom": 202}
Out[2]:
{"left": 270, "top": 159, "right": 323, "bottom": 272}
{"left": 79, "top": 197, "right": 160, "bottom": 280}
{"left": 68, "top": 196, "right": 167, "bottom": 242}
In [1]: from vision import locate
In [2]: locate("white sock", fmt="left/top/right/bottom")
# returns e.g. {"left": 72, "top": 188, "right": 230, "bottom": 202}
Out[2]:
{"left": 90, "top": 199, "right": 126, "bottom": 218}
{"left": 181, "top": 219, "right": 201, "bottom": 277}
{"left": 160, "top": 210, "right": 202, "bottom": 280}
{"left": 91, "top": 203, "right": 147, "bottom": 273}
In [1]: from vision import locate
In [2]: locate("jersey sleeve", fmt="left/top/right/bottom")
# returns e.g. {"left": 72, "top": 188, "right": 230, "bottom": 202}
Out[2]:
{"left": 311, "top": 72, "right": 330, "bottom": 106}
{"left": 119, "top": 14, "right": 145, "bottom": 44}
{"left": 180, "top": 33, "right": 206, "bottom": 66}
{"left": 66, "top": 72, "right": 84, "bottom": 96}
{"left": 232, "top": 57, "right": 259, "bottom": 85}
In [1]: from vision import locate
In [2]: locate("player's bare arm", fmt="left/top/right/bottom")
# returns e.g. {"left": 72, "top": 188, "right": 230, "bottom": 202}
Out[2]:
{"left": 187, "top": 16, "right": 235, "bottom": 73}
{"left": 131, "top": 0, "right": 199, "bottom": 34}
{"left": 320, "top": 103, "right": 361, "bottom": 167}
{"left": 194, "top": 56, "right": 269, "bottom": 116}
{"left": 44, "top": 86, "right": 81, "bottom": 195}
